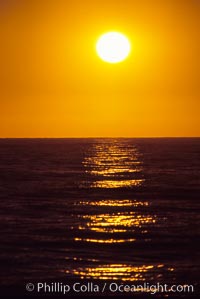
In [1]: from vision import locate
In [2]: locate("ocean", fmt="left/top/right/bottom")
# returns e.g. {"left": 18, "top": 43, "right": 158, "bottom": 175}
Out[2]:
{"left": 0, "top": 138, "right": 199, "bottom": 297}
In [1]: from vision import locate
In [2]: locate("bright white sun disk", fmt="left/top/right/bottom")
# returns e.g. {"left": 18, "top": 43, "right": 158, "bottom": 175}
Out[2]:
{"left": 96, "top": 32, "right": 131, "bottom": 63}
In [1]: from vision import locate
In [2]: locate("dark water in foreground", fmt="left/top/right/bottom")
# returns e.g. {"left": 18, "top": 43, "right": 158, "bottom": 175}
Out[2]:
{"left": 0, "top": 138, "right": 199, "bottom": 297}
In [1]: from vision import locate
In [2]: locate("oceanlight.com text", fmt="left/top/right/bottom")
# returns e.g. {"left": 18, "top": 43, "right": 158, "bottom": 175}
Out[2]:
{"left": 26, "top": 281, "right": 194, "bottom": 295}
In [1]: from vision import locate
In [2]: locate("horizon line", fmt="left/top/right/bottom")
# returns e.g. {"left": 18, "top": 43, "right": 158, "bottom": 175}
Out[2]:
{"left": 0, "top": 136, "right": 200, "bottom": 139}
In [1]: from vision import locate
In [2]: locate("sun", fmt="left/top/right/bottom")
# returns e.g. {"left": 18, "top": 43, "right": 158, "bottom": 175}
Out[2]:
{"left": 96, "top": 32, "right": 131, "bottom": 64}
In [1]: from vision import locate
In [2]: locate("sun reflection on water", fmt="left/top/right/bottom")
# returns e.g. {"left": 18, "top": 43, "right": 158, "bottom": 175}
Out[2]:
{"left": 64, "top": 142, "right": 173, "bottom": 283}
{"left": 67, "top": 264, "right": 154, "bottom": 281}
{"left": 65, "top": 263, "right": 174, "bottom": 282}
{"left": 75, "top": 211, "right": 156, "bottom": 236}
{"left": 82, "top": 143, "right": 144, "bottom": 188}
{"left": 91, "top": 179, "right": 144, "bottom": 188}
{"left": 72, "top": 199, "right": 156, "bottom": 239}
{"left": 79, "top": 199, "right": 149, "bottom": 207}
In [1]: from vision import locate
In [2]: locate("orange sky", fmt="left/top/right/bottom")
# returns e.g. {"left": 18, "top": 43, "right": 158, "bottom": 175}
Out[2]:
{"left": 0, "top": 0, "right": 199, "bottom": 137}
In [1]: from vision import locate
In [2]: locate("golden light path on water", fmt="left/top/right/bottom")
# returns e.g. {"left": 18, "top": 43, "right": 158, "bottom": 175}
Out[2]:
{"left": 77, "top": 211, "right": 155, "bottom": 234}
{"left": 65, "top": 142, "right": 174, "bottom": 283}
{"left": 73, "top": 199, "right": 156, "bottom": 243}
{"left": 65, "top": 262, "right": 174, "bottom": 282}
{"left": 79, "top": 199, "right": 148, "bottom": 207}
{"left": 82, "top": 143, "right": 144, "bottom": 188}
{"left": 67, "top": 264, "right": 174, "bottom": 282}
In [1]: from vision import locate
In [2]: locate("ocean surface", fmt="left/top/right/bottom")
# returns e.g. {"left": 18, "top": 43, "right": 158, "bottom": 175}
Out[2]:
{"left": 0, "top": 138, "right": 199, "bottom": 297}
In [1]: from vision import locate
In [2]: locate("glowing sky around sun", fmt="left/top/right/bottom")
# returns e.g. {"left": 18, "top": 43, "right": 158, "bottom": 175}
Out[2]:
{"left": 0, "top": 0, "right": 199, "bottom": 137}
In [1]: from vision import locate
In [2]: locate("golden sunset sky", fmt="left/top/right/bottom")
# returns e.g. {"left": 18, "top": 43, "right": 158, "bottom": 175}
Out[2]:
{"left": 0, "top": 0, "right": 199, "bottom": 137}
